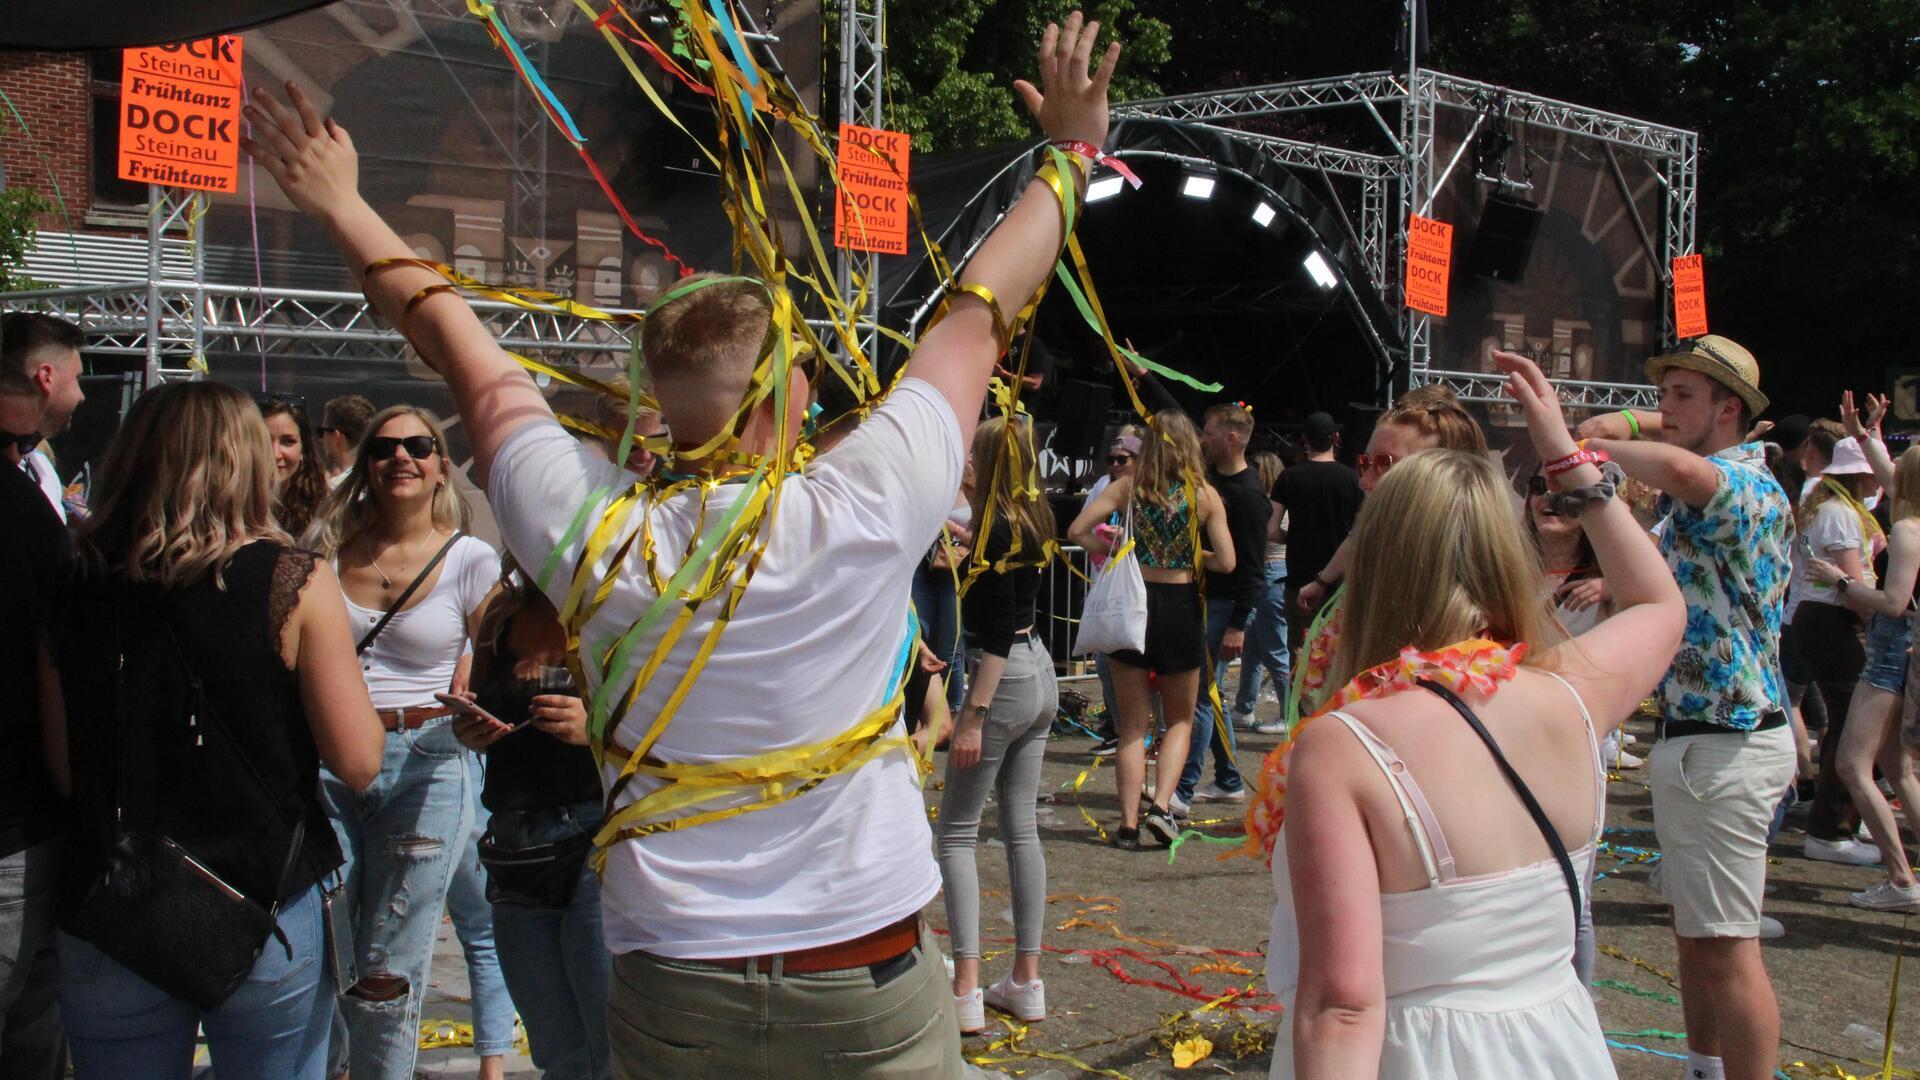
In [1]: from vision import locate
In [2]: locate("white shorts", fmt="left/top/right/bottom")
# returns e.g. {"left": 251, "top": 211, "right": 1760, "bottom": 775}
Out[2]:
{"left": 1649, "top": 724, "right": 1797, "bottom": 938}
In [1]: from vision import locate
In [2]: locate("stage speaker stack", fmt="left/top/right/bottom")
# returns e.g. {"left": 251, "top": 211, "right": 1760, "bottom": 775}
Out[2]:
{"left": 1465, "top": 193, "right": 1544, "bottom": 283}
{"left": 1051, "top": 379, "right": 1113, "bottom": 462}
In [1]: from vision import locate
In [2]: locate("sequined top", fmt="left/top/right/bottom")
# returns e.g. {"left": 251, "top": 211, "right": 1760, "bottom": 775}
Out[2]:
{"left": 1135, "top": 488, "right": 1195, "bottom": 570}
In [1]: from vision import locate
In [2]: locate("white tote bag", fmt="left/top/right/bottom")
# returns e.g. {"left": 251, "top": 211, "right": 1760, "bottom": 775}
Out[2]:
{"left": 1074, "top": 500, "right": 1148, "bottom": 657}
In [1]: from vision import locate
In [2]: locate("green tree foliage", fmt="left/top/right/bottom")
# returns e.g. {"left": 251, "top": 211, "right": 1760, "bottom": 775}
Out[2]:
{"left": 840, "top": 0, "right": 1171, "bottom": 151}
{"left": 0, "top": 189, "right": 50, "bottom": 293}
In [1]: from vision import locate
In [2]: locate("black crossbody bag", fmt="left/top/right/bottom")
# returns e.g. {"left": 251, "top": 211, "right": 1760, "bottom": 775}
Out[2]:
{"left": 356, "top": 532, "right": 463, "bottom": 655}
{"left": 1417, "top": 678, "right": 1584, "bottom": 933}
{"left": 67, "top": 609, "right": 308, "bottom": 1011}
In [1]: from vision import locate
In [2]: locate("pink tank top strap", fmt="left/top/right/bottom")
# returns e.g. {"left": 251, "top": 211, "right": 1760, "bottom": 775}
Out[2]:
{"left": 1329, "top": 711, "right": 1458, "bottom": 885}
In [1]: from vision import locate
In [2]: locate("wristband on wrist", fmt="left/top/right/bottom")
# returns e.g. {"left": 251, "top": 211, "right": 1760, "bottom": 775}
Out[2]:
{"left": 1620, "top": 409, "right": 1641, "bottom": 439}
{"left": 1051, "top": 139, "right": 1143, "bottom": 189}
{"left": 1544, "top": 446, "right": 1610, "bottom": 481}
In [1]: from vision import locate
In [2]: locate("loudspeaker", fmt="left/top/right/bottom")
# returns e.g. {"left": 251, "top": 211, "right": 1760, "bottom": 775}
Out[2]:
{"left": 1051, "top": 379, "right": 1113, "bottom": 462}
{"left": 1465, "top": 193, "right": 1543, "bottom": 283}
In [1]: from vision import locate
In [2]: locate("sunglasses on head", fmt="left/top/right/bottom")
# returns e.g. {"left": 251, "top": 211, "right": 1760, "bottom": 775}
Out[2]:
{"left": 1356, "top": 452, "right": 1398, "bottom": 473}
{"left": 253, "top": 392, "right": 306, "bottom": 411}
{"left": 368, "top": 435, "right": 438, "bottom": 461}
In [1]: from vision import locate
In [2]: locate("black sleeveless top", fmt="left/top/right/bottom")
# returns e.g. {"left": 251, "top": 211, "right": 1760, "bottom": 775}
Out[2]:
{"left": 51, "top": 540, "right": 343, "bottom": 906}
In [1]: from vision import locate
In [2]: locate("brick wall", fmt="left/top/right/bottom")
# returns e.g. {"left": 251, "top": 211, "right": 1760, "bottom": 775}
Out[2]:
{"left": 0, "top": 51, "right": 91, "bottom": 223}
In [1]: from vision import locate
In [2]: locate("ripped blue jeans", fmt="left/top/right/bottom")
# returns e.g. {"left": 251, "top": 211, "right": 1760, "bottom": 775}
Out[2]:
{"left": 321, "top": 718, "right": 475, "bottom": 1080}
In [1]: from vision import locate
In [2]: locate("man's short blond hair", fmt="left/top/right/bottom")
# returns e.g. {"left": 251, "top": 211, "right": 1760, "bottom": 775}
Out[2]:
{"left": 641, "top": 274, "right": 774, "bottom": 442}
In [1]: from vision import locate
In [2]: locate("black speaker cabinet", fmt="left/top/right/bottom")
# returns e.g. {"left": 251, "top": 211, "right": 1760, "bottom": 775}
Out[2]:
{"left": 1465, "top": 193, "right": 1544, "bottom": 283}
{"left": 1052, "top": 379, "right": 1113, "bottom": 462}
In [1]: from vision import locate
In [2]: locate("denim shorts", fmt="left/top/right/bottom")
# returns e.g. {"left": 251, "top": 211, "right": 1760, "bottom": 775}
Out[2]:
{"left": 1862, "top": 612, "right": 1916, "bottom": 694}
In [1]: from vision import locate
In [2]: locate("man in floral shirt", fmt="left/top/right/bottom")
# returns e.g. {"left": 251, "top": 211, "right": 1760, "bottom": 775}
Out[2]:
{"left": 1583, "top": 335, "right": 1794, "bottom": 1080}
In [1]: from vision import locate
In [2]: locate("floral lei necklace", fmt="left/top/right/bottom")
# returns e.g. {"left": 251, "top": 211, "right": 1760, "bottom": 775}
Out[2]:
{"left": 1243, "top": 637, "right": 1528, "bottom": 864}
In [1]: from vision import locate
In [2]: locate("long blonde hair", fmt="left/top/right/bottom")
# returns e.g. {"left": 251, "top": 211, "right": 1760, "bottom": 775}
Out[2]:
{"left": 1330, "top": 449, "right": 1548, "bottom": 690}
{"left": 1797, "top": 469, "right": 1877, "bottom": 531}
{"left": 76, "top": 381, "right": 290, "bottom": 589}
{"left": 970, "top": 414, "right": 1057, "bottom": 551}
{"left": 307, "top": 405, "right": 469, "bottom": 555}
{"left": 1132, "top": 410, "right": 1207, "bottom": 511}
{"left": 1893, "top": 446, "right": 1920, "bottom": 524}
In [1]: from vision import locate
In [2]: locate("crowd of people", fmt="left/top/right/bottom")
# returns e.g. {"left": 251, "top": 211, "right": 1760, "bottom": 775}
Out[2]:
{"left": 0, "top": 14, "right": 1913, "bottom": 1080}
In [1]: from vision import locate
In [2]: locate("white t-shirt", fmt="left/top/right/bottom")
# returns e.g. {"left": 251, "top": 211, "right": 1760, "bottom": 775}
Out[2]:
{"left": 488, "top": 377, "right": 962, "bottom": 959}
{"left": 340, "top": 535, "right": 498, "bottom": 710}
{"left": 1786, "top": 498, "right": 1872, "bottom": 619}
{"left": 1083, "top": 473, "right": 1112, "bottom": 511}
{"left": 24, "top": 450, "right": 63, "bottom": 524}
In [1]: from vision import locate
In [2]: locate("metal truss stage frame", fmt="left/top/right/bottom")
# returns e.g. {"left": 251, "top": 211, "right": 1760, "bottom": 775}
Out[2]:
{"left": 3, "top": 3, "right": 1694, "bottom": 413}
{"left": 1115, "top": 47, "right": 1698, "bottom": 410}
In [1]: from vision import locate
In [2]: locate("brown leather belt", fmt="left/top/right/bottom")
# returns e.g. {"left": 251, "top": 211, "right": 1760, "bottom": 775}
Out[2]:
{"left": 378, "top": 706, "right": 452, "bottom": 732}
{"left": 686, "top": 914, "right": 921, "bottom": 974}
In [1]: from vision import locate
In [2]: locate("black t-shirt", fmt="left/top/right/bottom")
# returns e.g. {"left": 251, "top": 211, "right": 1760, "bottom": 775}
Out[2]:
{"left": 1204, "top": 464, "right": 1272, "bottom": 629}
{"left": 1272, "top": 459, "right": 1364, "bottom": 589}
{"left": 0, "top": 461, "right": 69, "bottom": 857}
{"left": 960, "top": 520, "right": 1044, "bottom": 658}
{"left": 474, "top": 634, "right": 604, "bottom": 815}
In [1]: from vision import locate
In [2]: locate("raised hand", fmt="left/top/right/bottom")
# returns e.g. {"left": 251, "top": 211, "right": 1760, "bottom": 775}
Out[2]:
{"left": 241, "top": 82, "right": 361, "bottom": 223}
{"left": 1492, "top": 349, "right": 1578, "bottom": 462}
{"left": 1012, "top": 11, "right": 1122, "bottom": 148}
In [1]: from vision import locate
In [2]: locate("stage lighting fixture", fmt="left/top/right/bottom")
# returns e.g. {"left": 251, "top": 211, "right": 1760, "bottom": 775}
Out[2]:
{"left": 1181, "top": 174, "right": 1216, "bottom": 200}
{"left": 1087, "top": 175, "right": 1125, "bottom": 203}
{"left": 1302, "top": 250, "right": 1338, "bottom": 290}
{"left": 1251, "top": 202, "right": 1277, "bottom": 227}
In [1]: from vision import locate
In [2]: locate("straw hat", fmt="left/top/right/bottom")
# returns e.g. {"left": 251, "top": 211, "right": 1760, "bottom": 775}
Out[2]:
{"left": 1645, "top": 335, "right": 1768, "bottom": 417}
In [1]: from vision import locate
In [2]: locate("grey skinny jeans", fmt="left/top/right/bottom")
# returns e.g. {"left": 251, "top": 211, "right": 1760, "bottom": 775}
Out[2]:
{"left": 937, "top": 636, "right": 1057, "bottom": 960}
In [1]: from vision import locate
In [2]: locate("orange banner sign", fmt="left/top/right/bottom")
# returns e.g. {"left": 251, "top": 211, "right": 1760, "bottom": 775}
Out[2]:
{"left": 1404, "top": 214, "right": 1453, "bottom": 317}
{"left": 1672, "top": 253, "right": 1708, "bottom": 339}
{"left": 834, "top": 123, "right": 911, "bottom": 255}
{"left": 118, "top": 37, "right": 245, "bottom": 193}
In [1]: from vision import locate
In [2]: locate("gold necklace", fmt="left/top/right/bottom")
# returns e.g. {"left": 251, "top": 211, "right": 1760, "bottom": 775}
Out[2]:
{"left": 368, "top": 529, "right": 434, "bottom": 590}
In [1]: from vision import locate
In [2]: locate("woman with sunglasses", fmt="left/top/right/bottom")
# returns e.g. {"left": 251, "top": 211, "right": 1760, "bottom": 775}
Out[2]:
{"left": 1288, "top": 387, "right": 1488, "bottom": 724}
{"left": 254, "top": 393, "right": 330, "bottom": 538}
{"left": 308, "top": 406, "right": 507, "bottom": 1080}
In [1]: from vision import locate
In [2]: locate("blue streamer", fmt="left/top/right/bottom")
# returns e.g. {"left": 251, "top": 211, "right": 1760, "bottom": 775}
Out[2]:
{"left": 485, "top": 8, "right": 587, "bottom": 143}
{"left": 705, "top": 0, "right": 761, "bottom": 87}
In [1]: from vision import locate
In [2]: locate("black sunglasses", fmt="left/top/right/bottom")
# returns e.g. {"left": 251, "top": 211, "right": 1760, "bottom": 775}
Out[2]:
{"left": 252, "top": 392, "right": 306, "bottom": 411}
{"left": 316, "top": 426, "right": 338, "bottom": 437}
{"left": 368, "top": 435, "right": 439, "bottom": 461}
{"left": 1526, "top": 474, "right": 1549, "bottom": 496}
{"left": 1107, "top": 455, "right": 1134, "bottom": 465}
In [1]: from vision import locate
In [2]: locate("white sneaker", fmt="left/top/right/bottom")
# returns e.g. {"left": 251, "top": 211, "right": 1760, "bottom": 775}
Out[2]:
{"left": 1805, "top": 836, "right": 1883, "bottom": 866}
{"left": 983, "top": 975, "right": 1046, "bottom": 1022}
{"left": 1254, "top": 720, "right": 1288, "bottom": 736}
{"left": 1850, "top": 880, "right": 1920, "bottom": 912}
{"left": 1619, "top": 731, "right": 1638, "bottom": 746}
{"left": 1167, "top": 792, "right": 1190, "bottom": 817}
{"left": 1193, "top": 781, "right": 1247, "bottom": 803}
{"left": 1757, "top": 914, "right": 1786, "bottom": 940}
{"left": 1611, "top": 750, "right": 1644, "bottom": 770}
{"left": 954, "top": 987, "right": 985, "bottom": 1034}
{"left": 1231, "top": 709, "right": 1259, "bottom": 731}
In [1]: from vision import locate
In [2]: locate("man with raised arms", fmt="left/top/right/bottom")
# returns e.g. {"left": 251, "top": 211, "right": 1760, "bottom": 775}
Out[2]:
{"left": 243, "top": 15, "right": 1119, "bottom": 1077}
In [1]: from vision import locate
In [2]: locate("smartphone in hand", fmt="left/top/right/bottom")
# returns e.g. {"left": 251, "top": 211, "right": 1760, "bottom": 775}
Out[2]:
{"left": 434, "top": 692, "right": 520, "bottom": 730}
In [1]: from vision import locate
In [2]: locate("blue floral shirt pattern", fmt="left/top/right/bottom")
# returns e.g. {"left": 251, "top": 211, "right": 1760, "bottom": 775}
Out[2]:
{"left": 1655, "top": 442, "right": 1792, "bottom": 730}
